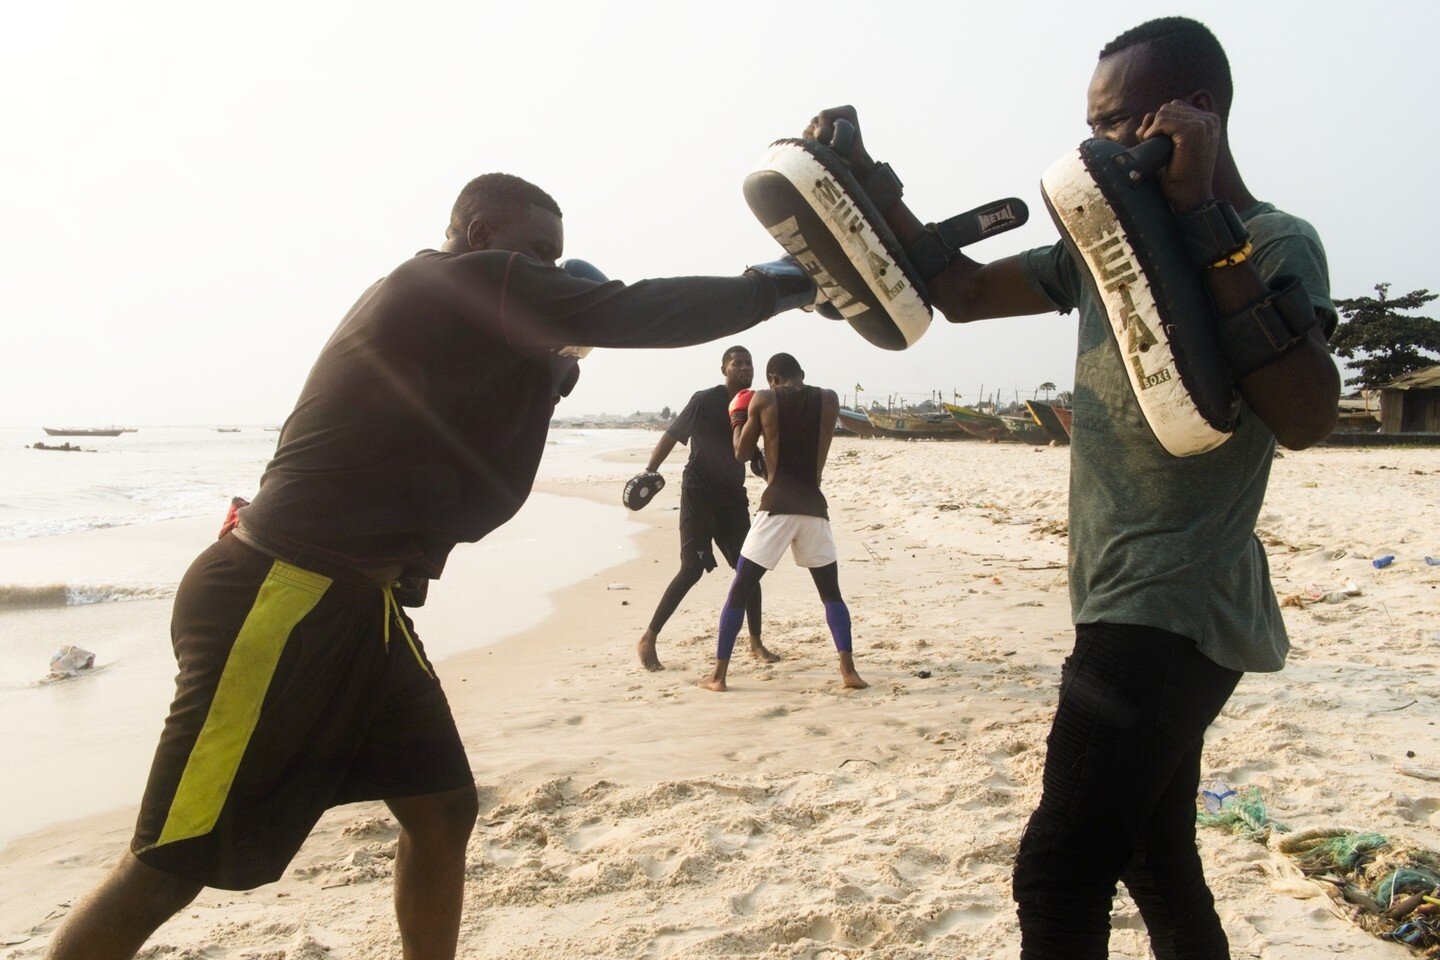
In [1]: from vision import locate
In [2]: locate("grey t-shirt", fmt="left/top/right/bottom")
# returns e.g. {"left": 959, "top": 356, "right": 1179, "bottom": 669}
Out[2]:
{"left": 1019, "top": 202, "right": 1335, "bottom": 673}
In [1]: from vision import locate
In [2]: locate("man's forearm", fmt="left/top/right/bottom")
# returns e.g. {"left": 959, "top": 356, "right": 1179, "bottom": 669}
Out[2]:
{"left": 1201, "top": 260, "right": 1340, "bottom": 449}
{"left": 871, "top": 195, "right": 1051, "bottom": 322}
{"left": 646, "top": 434, "right": 678, "bottom": 473}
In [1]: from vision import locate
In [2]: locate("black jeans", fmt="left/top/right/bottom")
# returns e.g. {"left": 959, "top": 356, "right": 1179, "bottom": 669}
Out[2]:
{"left": 1013, "top": 622, "right": 1243, "bottom": 959}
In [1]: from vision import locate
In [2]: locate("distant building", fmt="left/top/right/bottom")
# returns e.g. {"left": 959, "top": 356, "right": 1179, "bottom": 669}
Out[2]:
{"left": 1379, "top": 364, "right": 1440, "bottom": 433}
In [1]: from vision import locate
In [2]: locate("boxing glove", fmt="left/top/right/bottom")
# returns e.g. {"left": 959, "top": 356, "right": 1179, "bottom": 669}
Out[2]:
{"left": 729, "top": 389, "right": 756, "bottom": 428}
{"left": 559, "top": 258, "right": 608, "bottom": 284}
{"left": 746, "top": 257, "right": 820, "bottom": 315}
{"left": 556, "top": 259, "right": 610, "bottom": 360}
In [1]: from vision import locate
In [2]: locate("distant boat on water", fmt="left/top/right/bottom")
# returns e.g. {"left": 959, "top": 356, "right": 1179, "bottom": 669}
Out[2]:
{"left": 42, "top": 427, "right": 124, "bottom": 437}
{"left": 214, "top": 428, "right": 242, "bottom": 433}
{"left": 30, "top": 441, "right": 92, "bottom": 452}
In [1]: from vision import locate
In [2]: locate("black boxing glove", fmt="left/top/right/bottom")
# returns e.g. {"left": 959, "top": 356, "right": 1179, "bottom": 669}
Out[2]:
{"left": 746, "top": 256, "right": 820, "bottom": 316}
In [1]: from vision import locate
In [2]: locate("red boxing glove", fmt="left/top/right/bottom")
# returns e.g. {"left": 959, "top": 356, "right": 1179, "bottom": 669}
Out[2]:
{"left": 729, "top": 389, "right": 755, "bottom": 428}
{"left": 219, "top": 495, "right": 250, "bottom": 539}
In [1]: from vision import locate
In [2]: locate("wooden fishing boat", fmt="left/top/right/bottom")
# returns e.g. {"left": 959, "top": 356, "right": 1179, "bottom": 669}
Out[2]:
{"left": 837, "top": 407, "right": 883, "bottom": 438}
{"left": 1001, "top": 414, "right": 1052, "bottom": 445}
{"left": 42, "top": 427, "right": 123, "bottom": 437}
{"left": 1024, "top": 400, "right": 1072, "bottom": 444}
{"left": 31, "top": 442, "right": 90, "bottom": 452}
{"left": 942, "top": 403, "right": 1011, "bottom": 440}
{"left": 865, "top": 408, "right": 970, "bottom": 440}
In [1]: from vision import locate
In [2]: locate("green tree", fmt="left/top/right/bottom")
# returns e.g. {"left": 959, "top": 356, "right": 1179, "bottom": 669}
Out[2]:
{"left": 1037, "top": 381, "right": 1057, "bottom": 400}
{"left": 1330, "top": 284, "right": 1440, "bottom": 389}
{"left": 660, "top": 406, "right": 673, "bottom": 420}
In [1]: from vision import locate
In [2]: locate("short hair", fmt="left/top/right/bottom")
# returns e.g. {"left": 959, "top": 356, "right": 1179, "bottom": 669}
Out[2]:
{"left": 721, "top": 345, "right": 751, "bottom": 366}
{"left": 1099, "top": 17, "right": 1233, "bottom": 118}
{"left": 766, "top": 352, "right": 803, "bottom": 380}
{"left": 448, "top": 173, "right": 562, "bottom": 239}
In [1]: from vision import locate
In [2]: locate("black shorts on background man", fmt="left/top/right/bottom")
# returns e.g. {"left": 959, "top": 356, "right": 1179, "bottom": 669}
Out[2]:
{"left": 636, "top": 346, "right": 778, "bottom": 671}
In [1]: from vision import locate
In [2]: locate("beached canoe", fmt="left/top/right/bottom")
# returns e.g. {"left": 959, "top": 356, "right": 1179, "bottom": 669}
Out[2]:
{"left": 866, "top": 409, "right": 971, "bottom": 440}
{"left": 837, "top": 407, "right": 883, "bottom": 438}
{"left": 1024, "top": 400, "right": 1072, "bottom": 444}
{"left": 942, "top": 403, "right": 1012, "bottom": 440}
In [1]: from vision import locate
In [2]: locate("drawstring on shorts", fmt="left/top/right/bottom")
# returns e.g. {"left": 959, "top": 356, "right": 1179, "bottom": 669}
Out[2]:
{"left": 382, "top": 583, "right": 434, "bottom": 678}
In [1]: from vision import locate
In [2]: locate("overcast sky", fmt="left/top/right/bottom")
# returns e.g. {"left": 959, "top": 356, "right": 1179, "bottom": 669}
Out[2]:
{"left": 3, "top": 0, "right": 1434, "bottom": 426}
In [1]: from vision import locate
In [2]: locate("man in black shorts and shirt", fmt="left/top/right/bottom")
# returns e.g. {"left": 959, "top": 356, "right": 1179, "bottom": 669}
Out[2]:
{"left": 45, "top": 173, "right": 816, "bottom": 960}
{"left": 700, "top": 353, "right": 866, "bottom": 693}
{"left": 636, "top": 345, "right": 779, "bottom": 671}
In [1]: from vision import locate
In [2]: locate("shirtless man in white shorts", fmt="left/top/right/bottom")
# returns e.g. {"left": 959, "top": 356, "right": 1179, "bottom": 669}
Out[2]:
{"left": 699, "top": 352, "right": 866, "bottom": 692}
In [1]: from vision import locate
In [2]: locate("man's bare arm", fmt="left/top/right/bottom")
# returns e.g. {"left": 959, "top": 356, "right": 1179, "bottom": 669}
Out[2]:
{"left": 646, "top": 433, "right": 678, "bottom": 473}
{"left": 1140, "top": 102, "right": 1339, "bottom": 449}
{"left": 815, "top": 390, "right": 839, "bottom": 483}
{"left": 734, "top": 391, "right": 769, "bottom": 462}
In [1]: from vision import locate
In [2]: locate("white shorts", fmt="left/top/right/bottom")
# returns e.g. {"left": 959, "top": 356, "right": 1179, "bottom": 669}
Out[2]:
{"left": 740, "top": 511, "right": 837, "bottom": 570}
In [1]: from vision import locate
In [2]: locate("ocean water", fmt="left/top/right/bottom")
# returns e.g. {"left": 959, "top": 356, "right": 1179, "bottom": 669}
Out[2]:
{"left": 0, "top": 426, "right": 655, "bottom": 843}
{"left": 0, "top": 426, "right": 275, "bottom": 543}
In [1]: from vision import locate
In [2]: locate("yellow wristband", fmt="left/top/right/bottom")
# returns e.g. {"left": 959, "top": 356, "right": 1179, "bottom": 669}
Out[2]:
{"left": 1208, "top": 241, "right": 1253, "bottom": 269}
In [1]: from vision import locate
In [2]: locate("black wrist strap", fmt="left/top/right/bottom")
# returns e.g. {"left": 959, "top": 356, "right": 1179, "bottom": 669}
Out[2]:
{"left": 1217, "top": 276, "right": 1317, "bottom": 380}
{"left": 859, "top": 162, "right": 904, "bottom": 214}
{"left": 905, "top": 198, "right": 1029, "bottom": 283}
{"left": 1175, "top": 200, "right": 1250, "bottom": 269}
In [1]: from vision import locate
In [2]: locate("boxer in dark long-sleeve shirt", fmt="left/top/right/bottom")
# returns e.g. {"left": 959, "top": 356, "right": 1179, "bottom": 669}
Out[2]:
{"left": 46, "top": 173, "right": 816, "bottom": 960}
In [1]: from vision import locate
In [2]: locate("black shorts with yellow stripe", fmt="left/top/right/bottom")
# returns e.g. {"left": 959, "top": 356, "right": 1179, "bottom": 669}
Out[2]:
{"left": 132, "top": 535, "right": 473, "bottom": 890}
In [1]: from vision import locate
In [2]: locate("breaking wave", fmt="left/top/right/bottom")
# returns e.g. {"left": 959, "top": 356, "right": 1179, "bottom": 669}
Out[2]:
{"left": 0, "top": 582, "right": 176, "bottom": 610}
{"left": 0, "top": 506, "right": 213, "bottom": 542}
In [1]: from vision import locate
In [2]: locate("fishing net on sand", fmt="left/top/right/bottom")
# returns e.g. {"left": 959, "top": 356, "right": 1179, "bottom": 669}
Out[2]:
{"left": 1198, "top": 786, "right": 1440, "bottom": 954}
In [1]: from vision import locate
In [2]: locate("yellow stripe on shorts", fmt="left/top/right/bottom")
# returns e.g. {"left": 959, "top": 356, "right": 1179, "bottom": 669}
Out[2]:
{"left": 152, "top": 560, "right": 331, "bottom": 848}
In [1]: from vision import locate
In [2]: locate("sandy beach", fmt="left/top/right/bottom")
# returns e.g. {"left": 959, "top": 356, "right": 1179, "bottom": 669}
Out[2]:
{"left": 2, "top": 438, "right": 1438, "bottom": 958}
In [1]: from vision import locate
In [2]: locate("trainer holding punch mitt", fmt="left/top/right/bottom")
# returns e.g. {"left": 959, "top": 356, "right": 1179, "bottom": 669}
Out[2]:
{"left": 628, "top": 345, "right": 778, "bottom": 672}
{"left": 756, "top": 15, "right": 1341, "bottom": 960}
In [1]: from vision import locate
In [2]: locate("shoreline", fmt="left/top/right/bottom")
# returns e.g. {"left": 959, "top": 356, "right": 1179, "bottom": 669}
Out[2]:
{"left": 0, "top": 430, "right": 661, "bottom": 847}
{"left": 3, "top": 442, "right": 1437, "bottom": 958}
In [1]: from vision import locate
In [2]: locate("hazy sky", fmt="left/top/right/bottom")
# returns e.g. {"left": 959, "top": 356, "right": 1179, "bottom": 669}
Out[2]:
{"left": 3, "top": 0, "right": 1435, "bottom": 426}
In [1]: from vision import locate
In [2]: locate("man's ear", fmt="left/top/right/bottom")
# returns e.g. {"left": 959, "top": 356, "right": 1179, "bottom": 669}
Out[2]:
{"left": 464, "top": 218, "right": 492, "bottom": 251}
{"left": 1189, "top": 89, "right": 1216, "bottom": 113}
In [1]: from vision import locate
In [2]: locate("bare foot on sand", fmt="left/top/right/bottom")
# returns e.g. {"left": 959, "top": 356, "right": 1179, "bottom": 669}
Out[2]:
{"left": 638, "top": 630, "right": 663, "bottom": 672}
{"left": 748, "top": 638, "right": 781, "bottom": 663}
{"left": 698, "top": 661, "right": 729, "bottom": 692}
{"left": 839, "top": 652, "right": 868, "bottom": 689}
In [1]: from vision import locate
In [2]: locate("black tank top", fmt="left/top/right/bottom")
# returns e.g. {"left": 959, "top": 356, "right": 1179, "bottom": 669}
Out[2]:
{"left": 758, "top": 385, "right": 828, "bottom": 519}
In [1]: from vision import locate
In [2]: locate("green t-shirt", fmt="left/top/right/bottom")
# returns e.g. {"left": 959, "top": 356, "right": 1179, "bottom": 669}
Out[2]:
{"left": 1019, "top": 202, "right": 1335, "bottom": 672}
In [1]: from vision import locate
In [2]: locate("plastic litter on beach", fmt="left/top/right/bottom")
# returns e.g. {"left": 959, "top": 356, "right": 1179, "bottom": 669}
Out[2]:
{"left": 1283, "top": 581, "right": 1363, "bottom": 607}
{"left": 1199, "top": 778, "right": 1238, "bottom": 815}
{"left": 48, "top": 645, "right": 95, "bottom": 678}
{"left": 1373, "top": 554, "right": 1396, "bottom": 569}
{"left": 1425, "top": 556, "right": 1440, "bottom": 567}
{"left": 605, "top": 583, "right": 630, "bottom": 591}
